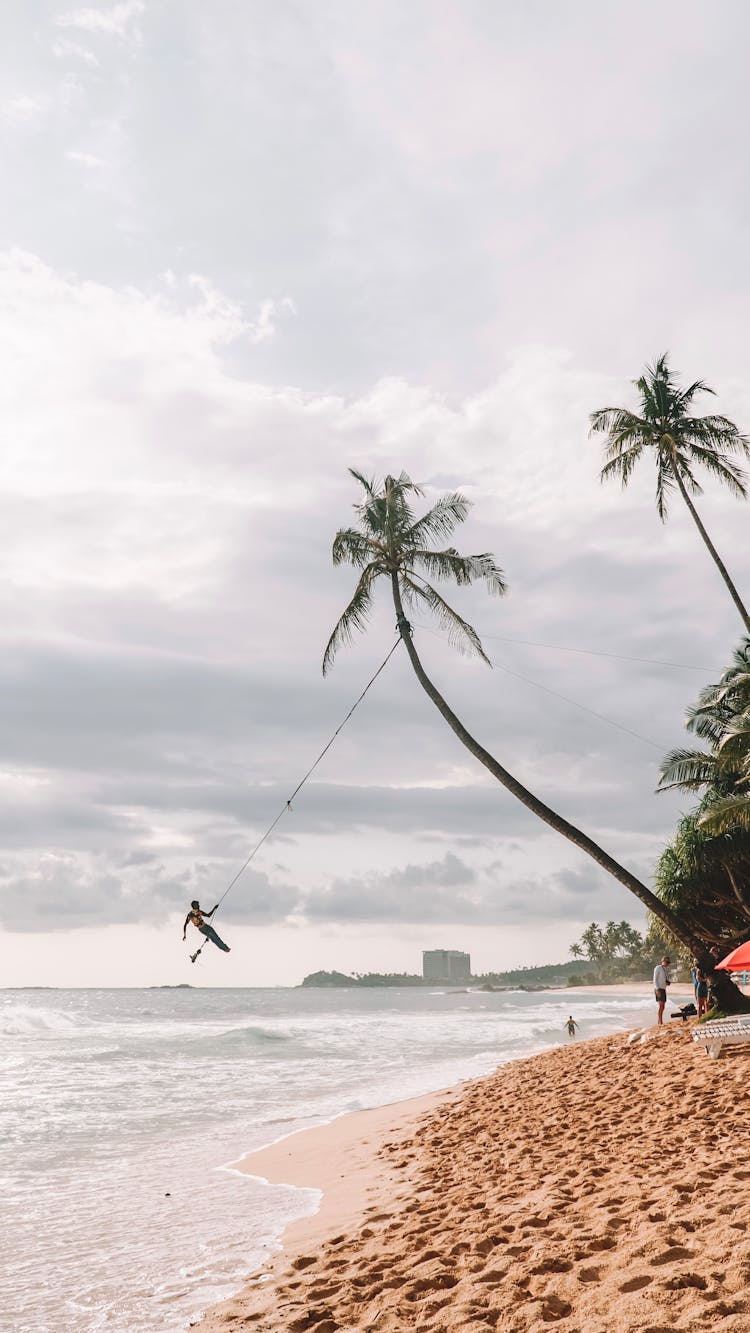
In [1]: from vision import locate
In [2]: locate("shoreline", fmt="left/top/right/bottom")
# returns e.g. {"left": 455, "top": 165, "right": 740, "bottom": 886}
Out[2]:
{"left": 226, "top": 1087, "right": 460, "bottom": 1256}
{"left": 194, "top": 1016, "right": 750, "bottom": 1332}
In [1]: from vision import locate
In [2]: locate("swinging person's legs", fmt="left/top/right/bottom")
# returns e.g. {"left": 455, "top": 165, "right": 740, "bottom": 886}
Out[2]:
{"left": 200, "top": 924, "right": 231, "bottom": 952}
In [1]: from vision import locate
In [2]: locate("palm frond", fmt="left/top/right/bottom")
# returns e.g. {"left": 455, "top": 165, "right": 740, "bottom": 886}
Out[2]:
{"left": 699, "top": 795, "right": 750, "bottom": 835}
{"left": 322, "top": 562, "right": 380, "bottom": 676}
{"left": 681, "top": 414, "right": 750, "bottom": 455}
{"left": 348, "top": 468, "right": 378, "bottom": 501}
{"left": 590, "top": 407, "right": 650, "bottom": 439}
{"left": 411, "top": 547, "right": 507, "bottom": 596}
{"left": 674, "top": 377, "right": 715, "bottom": 413}
{"left": 332, "top": 527, "right": 381, "bottom": 569}
{"left": 681, "top": 443, "right": 748, "bottom": 499}
{"left": 718, "top": 714, "right": 750, "bottom": 752}
{"left": 402, "top": 574, "right": 491, "bottom": 664}
{"left": 654, "top": 461, "right": 678, "bottom": 520}
{"left": 687, "top": 704, "right": 733, "bottom": 746}
{"left": 657, "top": 748, "right": 719, "bottom": 791}
{"left": 405, "top": 492, "right": 470, "bottom": 547}
{"left": 599, "top": 444, "right": 645, "bottom": 488}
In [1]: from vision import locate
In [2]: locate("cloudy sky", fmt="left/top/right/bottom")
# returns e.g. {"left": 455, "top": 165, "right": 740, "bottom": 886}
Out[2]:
{"left": 2, "top": 0, "right": 749, "bottom": 986}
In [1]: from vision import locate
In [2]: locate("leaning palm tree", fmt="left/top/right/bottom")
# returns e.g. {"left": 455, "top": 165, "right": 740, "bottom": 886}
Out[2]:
{"left": 323, "top": 469, "right": 746, "bottom": 1006}
{"left": 590, "top": 355, "right": 750, "bottom": 634}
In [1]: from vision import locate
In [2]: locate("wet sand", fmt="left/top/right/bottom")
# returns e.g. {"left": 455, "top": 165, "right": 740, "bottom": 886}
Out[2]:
{"left": 195, "top": 1022, "right": 750, "bottom": 1332}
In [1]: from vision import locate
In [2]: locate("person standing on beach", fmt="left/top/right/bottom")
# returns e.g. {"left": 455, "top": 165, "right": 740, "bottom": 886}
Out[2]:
{"left": 653, "top": 955, "right": 671, "bottom": 1025}
{"left": 183, "top": 900, "right": 231, "bottom": 953}
{"left": 565, "top": 1016, "right": 578, "bottom": 1038}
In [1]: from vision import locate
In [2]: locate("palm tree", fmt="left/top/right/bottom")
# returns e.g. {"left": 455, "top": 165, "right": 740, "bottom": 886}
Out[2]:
{"left": 590, "top": 354, "right": 750, "bottom": 634}
{"left": 660, "top": 641, "right": 750, "bottom": 839}
{"left": 324, "top": 469, "right": 745, "bottom": 1006}
{"left": 658, "top": 641, "right": 750, "bottom": 934}
{"left": 660, "top": 641, "right": 750, "bottom": 833}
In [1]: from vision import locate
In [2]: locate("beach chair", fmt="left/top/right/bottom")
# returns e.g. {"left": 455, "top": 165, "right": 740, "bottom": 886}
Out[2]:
{"left": 692, "top": 1015, "right": 750, "bottom": 1059}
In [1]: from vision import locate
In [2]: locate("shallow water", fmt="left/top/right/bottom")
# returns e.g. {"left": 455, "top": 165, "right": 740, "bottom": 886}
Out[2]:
{"left": 2, "top": 985, "right": 656, "bottom": 1332}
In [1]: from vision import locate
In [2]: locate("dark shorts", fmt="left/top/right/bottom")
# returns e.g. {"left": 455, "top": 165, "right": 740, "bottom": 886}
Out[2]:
{"left": 655, "top": 988, "right": 667, "bottom": 1003}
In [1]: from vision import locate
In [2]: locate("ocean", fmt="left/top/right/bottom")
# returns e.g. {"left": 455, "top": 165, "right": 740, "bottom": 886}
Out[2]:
{"left": 2, "top": 984, "right": 658, "bottom": 1333}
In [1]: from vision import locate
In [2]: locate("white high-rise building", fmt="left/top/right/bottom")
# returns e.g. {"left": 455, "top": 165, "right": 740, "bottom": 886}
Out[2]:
{"left": 422, "top": 949, "right": 471, "bottom": 983}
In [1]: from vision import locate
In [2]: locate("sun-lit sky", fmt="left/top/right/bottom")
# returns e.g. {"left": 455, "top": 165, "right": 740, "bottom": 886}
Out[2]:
{"left": 2, "top": 1, "right": 749, "bottom": 986}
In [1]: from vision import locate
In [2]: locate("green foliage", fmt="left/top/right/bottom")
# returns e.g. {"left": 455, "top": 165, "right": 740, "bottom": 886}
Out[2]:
{"left": 653, "top": 811, "right": 750, "bottom": 950}
{"left": 300, "top": 964, "right": 596, "bottom": 989}
{"left": 474, "top": 961, "right": 596, "bottom": 986}
{"left": 655, "top": 639, "right": 750, "bottom": 949}
{"left": 590, "top": 354, "right": 749, "bottom": 522}
{"left": 300, "top": 970, "right": 428, "bottom": 988}
{"left": 568, "top": 920, "right": 659, "bottom": 981}
{"left": 300, "top": 970, "right": 358, "bottom": 987}
{"left": 323, "top": 470, "right": 506, "bottom": 674}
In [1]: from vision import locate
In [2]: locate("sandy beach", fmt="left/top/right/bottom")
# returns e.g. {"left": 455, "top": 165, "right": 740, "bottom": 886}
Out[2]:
{"left": 195, "top": 1017, "right": 750, "bottom": 1333}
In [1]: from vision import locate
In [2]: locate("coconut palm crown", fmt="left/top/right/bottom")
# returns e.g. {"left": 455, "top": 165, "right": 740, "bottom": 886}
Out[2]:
{"left": 590, "top": 354, "right": 750, "bottom": 633}
{"left": 322, "top": 470, "right": 506, "bottom": 675}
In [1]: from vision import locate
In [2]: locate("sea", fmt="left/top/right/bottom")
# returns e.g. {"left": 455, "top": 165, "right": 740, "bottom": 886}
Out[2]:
{"left": 2, "top": 984, "right": 658, "bottom": 1333}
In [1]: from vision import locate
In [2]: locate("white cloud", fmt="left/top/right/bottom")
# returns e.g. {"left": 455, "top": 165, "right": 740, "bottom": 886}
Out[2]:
{"left": 1, "top": 95, "right": 46, "bottom": 125}
{"left": 66, "top": 149, "right": 106, "bottom": 168}
{"left": 249, "top": 296, "right": 298, "bottom": 344}
{"left": 1, "top": 244, "right": 747, "bottom": 980}
{"left": 52, "top": 38, "right": 100, "bottom": 66}
{"left": 55, "top": 0, "right": 145, "bottom": 37}
{"left": 3, "top": 1, "right": 750, "bottom": 982}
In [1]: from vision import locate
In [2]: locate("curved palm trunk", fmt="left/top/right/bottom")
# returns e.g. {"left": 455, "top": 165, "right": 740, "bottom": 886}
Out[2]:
{"left": 673, "top": 469, "right": 750, "bottom": 635}
{"left": 390, "top": 576, "right": 747, "bottom": 1012}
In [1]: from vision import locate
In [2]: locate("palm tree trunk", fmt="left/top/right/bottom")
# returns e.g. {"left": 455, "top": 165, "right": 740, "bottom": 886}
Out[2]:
{"left": 390, "top": 575, "right": 749, "bottom": 1012}
{"left": 673, "top": 469, "right": 750, "bottom": 635}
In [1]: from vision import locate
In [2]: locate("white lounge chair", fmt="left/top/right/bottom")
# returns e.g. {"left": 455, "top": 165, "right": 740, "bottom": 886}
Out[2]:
{"left": 693, "top": 1015, "right": 750, "bottom": 1058}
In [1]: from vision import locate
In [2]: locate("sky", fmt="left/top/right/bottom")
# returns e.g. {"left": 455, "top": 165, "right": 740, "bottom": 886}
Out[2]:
{"left": 2, "top": 0, "right": 750, "bottom": 986}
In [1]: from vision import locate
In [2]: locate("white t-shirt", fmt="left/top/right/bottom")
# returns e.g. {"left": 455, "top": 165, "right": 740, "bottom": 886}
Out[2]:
{"left": 653, "top": 963, "right": 670, "bottom": 989}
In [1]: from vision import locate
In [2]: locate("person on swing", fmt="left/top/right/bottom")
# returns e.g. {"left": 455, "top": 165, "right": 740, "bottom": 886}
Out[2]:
{"left": 183, "top": 900, "right": 231, "bottom": 953}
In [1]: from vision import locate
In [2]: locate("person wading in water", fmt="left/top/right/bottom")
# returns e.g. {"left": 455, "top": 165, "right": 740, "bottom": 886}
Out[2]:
{"left": 182, "top": 901, "right": 231, "bottom": 954}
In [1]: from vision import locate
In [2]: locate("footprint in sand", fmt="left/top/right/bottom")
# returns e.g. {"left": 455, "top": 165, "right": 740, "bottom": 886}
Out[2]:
{"left": 583, "top": 1236, "right": 617, "bottom": 1254}
{"left": 539, "top": 1293, "right": 572, "bottom": 1321}
{"left": 474, "top": 1237, "right": 501, "bottom": 1257}
{"left": 649, "top": 1246, "right": 694, "bottom": 1266}
{"left": 662, "top": 1272, "right": 707, "bottom": 1290}
{"left": 529, "top": 1258, "right": 573, "bottom": 1276}
{"left": 619, "top": 1275, "right": 653, "bottom": 1293}
{"left": 288, "top": 1311, "right": 334, "bottom": 1332}
{"left": 577, "top": 1266, "right": 600, "bottom": 1283}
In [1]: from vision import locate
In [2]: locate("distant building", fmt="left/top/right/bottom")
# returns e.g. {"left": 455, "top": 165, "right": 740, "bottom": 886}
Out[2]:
{"left": 422, "top": 949, "right": 471, "bottom": 983}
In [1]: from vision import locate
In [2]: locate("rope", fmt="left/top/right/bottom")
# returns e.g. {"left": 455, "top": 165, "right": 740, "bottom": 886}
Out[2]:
{"left": 412, "top": 619, "right": 667, "bottom": 753}
{"left": 467, "top": 630, "right": 720, "bottom": 674}
{"left": 188, "top": 637, "right": 402, "bottom": 961}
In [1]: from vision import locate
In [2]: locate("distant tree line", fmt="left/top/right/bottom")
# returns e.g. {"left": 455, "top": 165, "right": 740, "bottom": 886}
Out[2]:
{"left": 569, "top": 920, "right": 681, "bottom": 984}
{"left": 300, "top": 962, "right": 598, "bottom": 989}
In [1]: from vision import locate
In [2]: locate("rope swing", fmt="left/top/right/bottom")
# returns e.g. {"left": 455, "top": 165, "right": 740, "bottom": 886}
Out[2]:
{"left": 188, "top": 637, "right": 402, "bottom": 962}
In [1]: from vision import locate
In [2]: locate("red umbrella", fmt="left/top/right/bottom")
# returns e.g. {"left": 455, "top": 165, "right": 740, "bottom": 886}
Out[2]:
{"left": 716, "top": 940, "right": 750, "bottom": 971}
